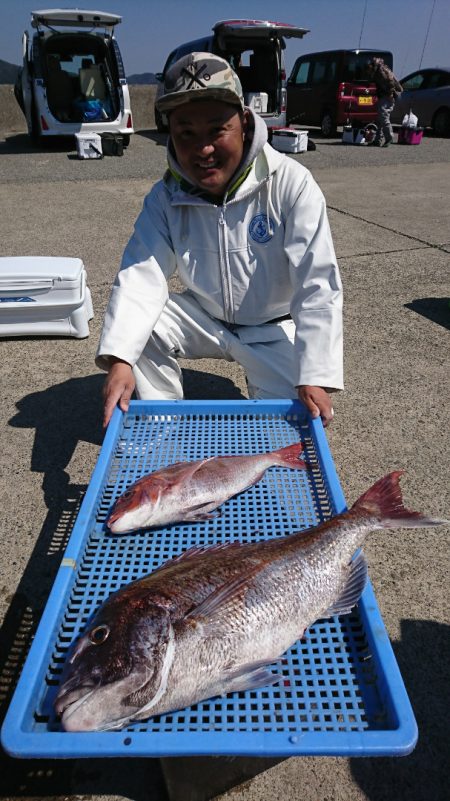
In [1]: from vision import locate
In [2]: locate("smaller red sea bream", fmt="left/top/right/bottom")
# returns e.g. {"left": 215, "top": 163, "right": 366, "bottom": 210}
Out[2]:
{"left": 107, "top": 442, "right": 309, "bottom": 533}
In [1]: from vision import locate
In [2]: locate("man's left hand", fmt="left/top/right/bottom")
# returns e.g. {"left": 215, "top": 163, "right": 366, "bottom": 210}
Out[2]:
{"left": 297, "top": 385, "right": 335, "bottom": 427}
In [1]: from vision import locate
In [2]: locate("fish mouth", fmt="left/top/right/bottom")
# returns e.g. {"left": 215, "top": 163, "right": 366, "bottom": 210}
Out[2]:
{"left": 106, "top": 515, "right": 135, "bottom": 534}
{"left": 55, "top": 683, "right": 134, "bottom": 732}
{"left": 55, "top": 683, "right": 97, "bottom": 728}
{"left": 105, "top": 510, "right": 134, "bottom": 533}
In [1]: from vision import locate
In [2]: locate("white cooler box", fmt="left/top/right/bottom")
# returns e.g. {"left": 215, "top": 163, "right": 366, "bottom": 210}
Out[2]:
{"left": 75, "top": 132, "right": 103, "bottom": 159}
{"left": 244, "top": 92, "right": 268, "bottom": 113}
{"left": 271, "top": 128, "right": 308, "bottom": 153}
{"left": 0, "top": 257, "right": 94, "bottom": 338}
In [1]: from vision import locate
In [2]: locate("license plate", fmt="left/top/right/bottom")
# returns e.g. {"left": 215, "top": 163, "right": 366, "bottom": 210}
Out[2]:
{"left": 358, "top": 96, "right": 373, "bottom": 106}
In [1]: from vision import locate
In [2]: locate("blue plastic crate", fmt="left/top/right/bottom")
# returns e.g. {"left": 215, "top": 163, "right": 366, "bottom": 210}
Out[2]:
{"left": 1, "top": 400, "right": 417, "bottom": 758}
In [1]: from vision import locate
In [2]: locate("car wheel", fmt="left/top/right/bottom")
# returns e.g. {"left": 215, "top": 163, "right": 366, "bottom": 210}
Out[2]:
{"left": 432, "top": 108, "right": 450, "bottom": 137}
{"left": 155, "top": 107, "right": 168, "bottom": 133}
{"left": 122, "top": 134, "right": 130, "bottom": 147}
{"left": 320, "top": 112, "right": 336, "bottom": 137}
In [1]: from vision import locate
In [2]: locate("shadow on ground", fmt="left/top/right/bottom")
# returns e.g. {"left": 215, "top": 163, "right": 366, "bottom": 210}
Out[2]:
{"left": 0, "top": 132, "right": 74, "bottom": 154}
{"left": 350, "top": 618, "right": 450, "bottom": 801}
{"left": 0, "top": 368, "right": 244, "bottom": 799}
{"left": 135, "top": 129, "right": 168, "bottom": 146}
{"left": 405, "top": 297, "right": 450, "bottom": 330}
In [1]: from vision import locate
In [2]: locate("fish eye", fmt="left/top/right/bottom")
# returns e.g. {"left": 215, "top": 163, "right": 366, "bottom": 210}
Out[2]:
{"left": 89, "top": 625, "right": 110, "bottom": 645}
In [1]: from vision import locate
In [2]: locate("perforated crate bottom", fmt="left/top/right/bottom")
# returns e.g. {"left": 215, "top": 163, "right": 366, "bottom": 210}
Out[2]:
{"left": 1, "top": 401, "right": 417, "bottom": 758}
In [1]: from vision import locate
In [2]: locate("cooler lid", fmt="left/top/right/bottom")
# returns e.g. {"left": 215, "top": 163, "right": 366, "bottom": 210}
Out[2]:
{"left": 0, "top": 257, "right": 84, "bottom": 286}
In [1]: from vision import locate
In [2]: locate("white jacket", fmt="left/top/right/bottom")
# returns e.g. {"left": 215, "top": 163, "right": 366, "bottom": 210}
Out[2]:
{"left": 97, "top": 130, "right": 343, "bottom": 390}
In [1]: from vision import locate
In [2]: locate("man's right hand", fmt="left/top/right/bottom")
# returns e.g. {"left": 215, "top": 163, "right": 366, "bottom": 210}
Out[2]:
{"left": 102, "top": 358, "right": 135, "bottom": 429}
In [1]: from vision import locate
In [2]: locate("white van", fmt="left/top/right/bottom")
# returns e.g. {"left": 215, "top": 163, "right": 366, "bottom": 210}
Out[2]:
{"left": 14, "top": 8, "right": 134, "bottom": 144}
{"left": 154, "top": 19, "right": 309, "bottom": 134}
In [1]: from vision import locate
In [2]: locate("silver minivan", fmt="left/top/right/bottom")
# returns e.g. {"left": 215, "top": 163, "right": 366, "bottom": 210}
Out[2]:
{"left": 15, "top": 8, "right": 134, "bottom": 144}
{"left": 154, "top": 19, "right": 309, "bottom": 133}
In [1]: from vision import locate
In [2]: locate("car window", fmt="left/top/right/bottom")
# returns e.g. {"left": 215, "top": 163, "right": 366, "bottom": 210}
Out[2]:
{"left": 427, "top": 71, "right": 450, "bottom": 89}
{"left": 293, "top": 61, "right": 310, "bottom": 85}
{"left": 311, "top": 60, "right": 327, "bottom": 84}
{"left": 163, "top": 49, "right": 179, "bottom": 74}
{"left": 401, "top": 72, "right": 426, "bottom": 91}
{"left": 162, "top": 37, "right": 212, "bottom": 75}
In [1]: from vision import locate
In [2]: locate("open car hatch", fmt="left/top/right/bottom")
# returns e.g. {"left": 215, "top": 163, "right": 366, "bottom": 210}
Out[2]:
{"left": 213, "top": 19, "right": 309, "bottom": 40}
{"left": 31, "top": 8, "right": 122, "bottom": 30}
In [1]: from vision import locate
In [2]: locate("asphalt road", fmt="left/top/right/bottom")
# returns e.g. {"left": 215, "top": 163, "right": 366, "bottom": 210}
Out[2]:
{"left": 0, "top": 119, "right": 449, "bottom": 801}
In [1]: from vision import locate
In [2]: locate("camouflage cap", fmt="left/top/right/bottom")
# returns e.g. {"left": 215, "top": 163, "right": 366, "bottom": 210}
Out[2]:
{"left": 155, "top": 52, "right": 244, "bottom": 113}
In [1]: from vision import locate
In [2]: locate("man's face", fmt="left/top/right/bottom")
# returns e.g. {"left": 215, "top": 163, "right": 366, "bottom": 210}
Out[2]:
{"left": 168, "top": 101, "right": 247, "bottom": 198}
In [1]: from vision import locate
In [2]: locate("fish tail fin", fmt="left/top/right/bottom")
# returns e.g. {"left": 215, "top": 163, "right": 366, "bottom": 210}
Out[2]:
{"left": 273, "top": 442, "right": 309, "bottom": 470}
{"left": 352, "top": 470, "right": 448, "bottom": 528}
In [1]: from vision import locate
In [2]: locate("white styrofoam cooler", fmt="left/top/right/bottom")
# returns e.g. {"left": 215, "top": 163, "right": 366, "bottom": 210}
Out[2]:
{"left": 0, "top": 257, "right": 93, "bottom": 338}
{"left": 271, "top": 128, "right": 308, "bottom": 154}
{"left": 244, "top": 92, "right": 268, "bottom": 113}
{"left": 75, "top": 132, "right": 103, "bottom": 159}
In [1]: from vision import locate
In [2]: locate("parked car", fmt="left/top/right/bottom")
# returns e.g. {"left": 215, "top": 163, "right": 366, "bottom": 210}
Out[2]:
{"left": 286, "top": 48, "right": 393, "bottom": 135}
{"left": 14, "top": 8, "right": 134, "bottom": 144}
{"left": 154, "top": 19, "right": 309, "bottom": 133}
{"left": 391, "top": 68, "right": 450, "bottom": 137}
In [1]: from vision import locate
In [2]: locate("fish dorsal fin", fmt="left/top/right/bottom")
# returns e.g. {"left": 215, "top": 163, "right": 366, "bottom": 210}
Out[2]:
{"left": 185, "top": 562, "right": 262, "bottom": 632}
{"left": 323, "top": 551, "right": 368, "bottom": 618}
{"left": 157, "top": 457, "right": 214, "bottom": 488}
{"left": 150, "top": 542, "right": 244, "bottom": 578}
{"left": 171, "top": 541, "right": 243, "bottom": 565}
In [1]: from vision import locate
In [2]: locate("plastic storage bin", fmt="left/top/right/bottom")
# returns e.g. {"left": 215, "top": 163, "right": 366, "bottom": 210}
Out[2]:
{"left": 397, "top": 126, "right": 423, "bottom": 145}
{"left": 0, "top": 256, "right": 93, "bottom": 338}
{"left": 244, "top": 92, "right": 268, "bottom": 113}
{"left": 1, "top": 400, "right": 417, "bottom": 758}
{"left": 271, "top": 128, "right": 308, "bottom": 153}
{"left": 75, "top": 132, "right": 103, "bottom": 159}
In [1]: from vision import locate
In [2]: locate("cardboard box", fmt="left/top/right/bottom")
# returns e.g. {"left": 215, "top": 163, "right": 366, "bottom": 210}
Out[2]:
{"left": 271, "top": 128, "right": 308, "bottom": 153}
{"left": 75, "top": 132, "right": 103, "bottom": 159}
{"left": 0, "top": 257, "right": 93, "bottom": 338}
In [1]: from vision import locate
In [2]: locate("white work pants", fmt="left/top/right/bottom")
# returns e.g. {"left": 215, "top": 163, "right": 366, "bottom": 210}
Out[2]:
{"left": 133, "top": 291, "right": 297, "bottom": 400}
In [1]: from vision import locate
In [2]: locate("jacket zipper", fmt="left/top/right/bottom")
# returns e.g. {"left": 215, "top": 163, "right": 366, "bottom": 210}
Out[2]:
{"left": 218, "top": 204, "right": 233, "bottom": 323}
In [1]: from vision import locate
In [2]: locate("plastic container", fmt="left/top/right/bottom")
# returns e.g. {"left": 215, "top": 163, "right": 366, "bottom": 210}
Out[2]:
{"left": 1, "top": 400, "right": 417, "bottom": 758}
{"left": 397, "top": 126, "right": 423, "bottom": 145}
{"left": 244, "top": 92, "right": 268, "bottom": 113}
{"left": 271, "top": 128, "right": 308, "bottom": 153}
{"left": 342, "top": 125, "right": 367, "bottom": 145}
{"left": 0, "top": 256, "right": 93, "bottom": 338}
{"left": 75, "top": 132, "right": 103, "bottom": 159}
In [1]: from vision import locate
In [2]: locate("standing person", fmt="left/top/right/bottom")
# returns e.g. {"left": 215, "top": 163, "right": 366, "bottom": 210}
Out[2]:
{"left": 96, "top": 53, "right": 343, "bottom": 428}
{"left": 367, "top": 57, "right": 403, "bottom": 146}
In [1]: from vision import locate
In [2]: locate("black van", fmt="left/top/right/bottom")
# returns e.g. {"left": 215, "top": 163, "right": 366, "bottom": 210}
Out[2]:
{"left": 154, "top": 19, "right": 309, "bottom": 133}
{"left": 286, "top": 48, "right": 393, "bottom": 135}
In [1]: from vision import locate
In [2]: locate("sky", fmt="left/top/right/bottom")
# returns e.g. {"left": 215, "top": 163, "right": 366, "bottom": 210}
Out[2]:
{"left": 1, "top": 0, "right": 449, "bottom": 79}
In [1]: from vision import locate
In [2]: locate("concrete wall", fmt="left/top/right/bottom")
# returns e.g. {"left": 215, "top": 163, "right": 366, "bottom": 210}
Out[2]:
{"left": 0, "top": 84, "right": 157, "bottom": 134}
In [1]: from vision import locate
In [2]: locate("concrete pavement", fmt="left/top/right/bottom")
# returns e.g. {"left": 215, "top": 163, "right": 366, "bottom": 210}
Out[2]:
{"left": 0, "top": 91, "right": 449, "bottom": 801}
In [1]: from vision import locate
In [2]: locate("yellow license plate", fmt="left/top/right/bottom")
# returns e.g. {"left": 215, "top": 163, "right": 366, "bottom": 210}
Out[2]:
{"left": 358, "top": 96, "right": 373, "bottom": 106}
